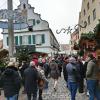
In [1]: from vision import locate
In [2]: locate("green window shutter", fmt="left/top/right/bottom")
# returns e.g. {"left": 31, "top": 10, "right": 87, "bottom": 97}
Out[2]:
{"left": 28, "top": 35, "right": 31, "bottom": 44}
{"left": 7, "top": 37, "right": 9, "bottom": 46}
{"left": 19, "top": 36, "right": 22, "bottom": 45}
{"left": 32, "top": 35, "right": 35, "bottom": 44}
{"left": 36, "top": 20, "right": 40, "bottom": 24}
{"left": 42, "top": 34, "right": 45, "bottom": 43}
{"left": 33, "top": 19, "right": 35, "bottom": 26}
{"left": 15, "top": 36, "right": 18, "bottom": 45}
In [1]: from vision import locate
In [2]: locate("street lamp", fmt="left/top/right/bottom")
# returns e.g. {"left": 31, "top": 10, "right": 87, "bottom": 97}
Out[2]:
{"left": 56, "top": 21, "right": 87, "bottom": 34}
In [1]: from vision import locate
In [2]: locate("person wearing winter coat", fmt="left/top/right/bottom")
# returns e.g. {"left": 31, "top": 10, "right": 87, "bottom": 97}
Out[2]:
{"left": 76, "top": 57, "right": 85, "bottom": 93}
{"left": 49, "top": 58, "right": 59, "bottom": 91}
{"left": 0, "top": 61, "right": 21, "bottom": 100}
{"left": 62, "top": 57, "right": 68, "bottom": 83}
{"left": 37, "top": 62, "right": 48, "bottom": 100}
{"left": 19, "top": 61, "right": 28, "bottom": 93}
{"left": 43, "top": 61, "right": 50, "bottom": 78}
{"left": 24, "top": 61, "right": 38, "bottom": 100}
{"left": 86, "top": 54, "right": 100, "bottom": 100}
{"left": 56, "top": 57, "right": 63, "bottom": 77}
{"left": 66, "top": 57, "right": 80, "bottom": 100}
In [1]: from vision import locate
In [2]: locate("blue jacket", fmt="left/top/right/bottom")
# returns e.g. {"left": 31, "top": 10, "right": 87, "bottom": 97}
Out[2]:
{"left": 66, "top": 62, "right": 80, "bottom": 82}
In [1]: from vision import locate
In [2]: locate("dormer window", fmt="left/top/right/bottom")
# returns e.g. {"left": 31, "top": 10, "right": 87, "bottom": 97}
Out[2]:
{"left": 23, "top": 4, "right": 26, "bottom": 9}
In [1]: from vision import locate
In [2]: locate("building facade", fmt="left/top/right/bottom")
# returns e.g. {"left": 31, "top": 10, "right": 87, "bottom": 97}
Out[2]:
{"left": 0, "top": 0, "right": 59, "bottom": 55}
{"left": 70, "top": 29, "right": 79, "bottom": 54}
{"left": 59, "top": 44, "right": 71, "bottom": 55}
{"left": 78, "top": 0, "right": 100, "bottom": 58}
{"left": 79, "top": 0, "right": 100, "bottom": 35}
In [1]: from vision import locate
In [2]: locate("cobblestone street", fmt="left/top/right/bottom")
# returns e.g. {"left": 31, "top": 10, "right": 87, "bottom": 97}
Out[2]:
{"left": 0, "top": 75, "right": 89, "bottom": 100}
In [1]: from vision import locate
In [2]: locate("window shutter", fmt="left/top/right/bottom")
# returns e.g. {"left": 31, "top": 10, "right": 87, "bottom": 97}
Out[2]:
{"left": 33, "top": 19, "right": 35, "bottom": 26}
{"left": 19, "top": 36, "right": 22, "bottom": 45}
{"left": 32, "top": 35, "right": 35, "bottom": 44}
{"left": 7, "top": 37, "right": 9, "bottom": 46}
{"left": 15, "top": 36, "right": 18, "bottom": 45}
{"left": 42, "top": 34, "right": 45, "bottom": 43}
{"left": 28, "top": 35, "right": 31, "bottom": 44}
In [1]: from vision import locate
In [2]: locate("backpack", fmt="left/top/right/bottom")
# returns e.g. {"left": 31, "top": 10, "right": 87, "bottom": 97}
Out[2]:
{"left": 72, "top": 63, "right": 80, "bottom": 82}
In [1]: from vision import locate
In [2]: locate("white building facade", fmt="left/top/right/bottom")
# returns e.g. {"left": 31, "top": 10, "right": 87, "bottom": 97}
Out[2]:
{"left": 0, "top": 0, "right": 59, "bottom": 55}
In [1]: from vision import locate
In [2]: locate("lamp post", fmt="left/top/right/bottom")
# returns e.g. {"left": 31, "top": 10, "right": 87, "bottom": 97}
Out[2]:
{"left": 7, "top": 0, "right": 14, "bottom": 58}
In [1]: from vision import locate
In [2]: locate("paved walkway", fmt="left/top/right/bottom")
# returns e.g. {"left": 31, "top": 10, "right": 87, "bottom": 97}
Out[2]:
{"left": 0, "top": 75, "right": 89, "bottom": 100}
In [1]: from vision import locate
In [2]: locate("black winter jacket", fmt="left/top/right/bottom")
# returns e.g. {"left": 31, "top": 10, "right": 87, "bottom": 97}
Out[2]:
{"left": 0, "top": 66, "right": 21, "bottom": 97}
{"left": 24, "top": 66, "right": 38, "bottom": 94}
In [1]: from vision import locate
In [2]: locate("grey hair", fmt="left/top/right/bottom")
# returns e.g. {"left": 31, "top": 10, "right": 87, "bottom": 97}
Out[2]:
{"left": 30, "top": 61, "right": 35, "bottom": 67}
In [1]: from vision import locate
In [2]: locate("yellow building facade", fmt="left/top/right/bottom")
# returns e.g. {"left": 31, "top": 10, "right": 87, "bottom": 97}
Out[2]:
{"left": 79, "top": 0, "right": 100, "bottom": 35}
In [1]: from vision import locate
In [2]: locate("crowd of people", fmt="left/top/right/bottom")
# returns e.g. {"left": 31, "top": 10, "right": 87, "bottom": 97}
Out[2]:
{"left": 0, "top": 53, "right": 100, "bottom": 100}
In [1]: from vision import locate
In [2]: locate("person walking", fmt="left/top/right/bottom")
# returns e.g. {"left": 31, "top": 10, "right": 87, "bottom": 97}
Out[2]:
{"left": 19, "top": 61, "right": 28, "bottom": 93}
{"left": 56, "top": 57, "right": 63, "bottom": 77}
{"left": 43, "top": 60, "right": 50, "bottom": 78}
{"left": 0, "top": 61, "right": 21, "bottom": 100}
{"left": 66, "top": 57, "right": 79, "bottom": 100}
{"left": 62, "top": 57, "right": 69, "bottom": 83}
{"left": 76, "top": 56, "right": 85, "bottom": 93}
{"left": 86, "top": 53, "right": 100, "bottom": 100}
{"left": 24, "top": 61, "right": 38, "bottom": 100}
{"left": 49, "top": 58, "right": 59, "bottom": 91}
{"left": 37, "top": 62, "right": 48, "bottom": 100}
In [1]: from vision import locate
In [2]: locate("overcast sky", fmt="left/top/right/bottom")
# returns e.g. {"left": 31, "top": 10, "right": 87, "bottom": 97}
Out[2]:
{"left": 0, "top": 0, "right": 82, "bottom": 44}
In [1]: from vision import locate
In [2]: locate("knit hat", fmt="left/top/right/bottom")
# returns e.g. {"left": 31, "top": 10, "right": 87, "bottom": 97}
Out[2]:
{"left": 30, "top": 61, "right": 36, "bottom": 67}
